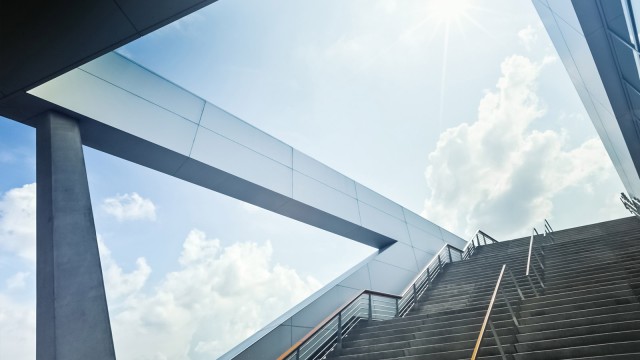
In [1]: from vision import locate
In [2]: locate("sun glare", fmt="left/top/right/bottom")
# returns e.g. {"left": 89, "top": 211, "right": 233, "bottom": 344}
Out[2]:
{"left": 428, "top": 0, "right": 473, "bottom": 23}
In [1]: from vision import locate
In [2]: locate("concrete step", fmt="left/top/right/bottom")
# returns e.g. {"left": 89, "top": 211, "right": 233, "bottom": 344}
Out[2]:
{"left": 543, "top": 272, "right": 640, "bottom": 293}
{"left": 513, "top": 340, "right": 640, "bottom": 360}
{"left": 516, "top": 320, "right": 640, "bottom": 343}
{"left": 327, "top": 217, "right": 640, "bottom": 360}
{"left": 342, "top": 321, "right": 512, "bottom": 349}
{"left": 337, "top": 331, "right": 515, "bottom": 357}
{"left": 518, "top": 310, "right": 640, "bottom": 334}
{"left": 520, "top": 285, "right": 637, "bottom": 309}
{"left": 515, "top": 329, "right": 640, "bottom": 353}
{"left": 329, "top": 342, "right": 514, "bottom": 360}
{"left": 519, "top": 302, "right": 640, "bottom": 327}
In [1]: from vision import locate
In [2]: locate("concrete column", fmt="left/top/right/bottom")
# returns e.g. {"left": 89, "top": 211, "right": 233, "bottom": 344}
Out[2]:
{"left": 36, "top": 112, "right": 115, "bottom": 360}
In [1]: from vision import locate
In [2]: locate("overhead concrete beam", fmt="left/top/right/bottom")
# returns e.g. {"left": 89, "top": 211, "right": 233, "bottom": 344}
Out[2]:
{"left": 26, "top": 52, "right": 464, "bottom": 251}
{"left": 0, "top": 0, "right": 218, "bottom": 101}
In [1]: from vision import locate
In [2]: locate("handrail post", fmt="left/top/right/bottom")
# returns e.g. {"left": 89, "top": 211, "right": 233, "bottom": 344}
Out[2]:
{"left": 368, "top": 293, "right": 373, "bottom": 321}
{"left": 530, "top": 262, "right": 545, "bottom": 289}
{"left": 527, "top": 275, "right": 539, "bottom": 297}
{"left": 526, "top": 228, "right": 535, "bottom": 276}
{"left": 471, "top": 264, "right": 506, "bottom": 360}
{"left": 437, "top": 254, "right": 443, "bottom": 270}
{"left": 295, "top": 349, "right": 299, "bottom": 360}
{"left": 508, "top": 269, "right": 525, "bottom": 301}
{"left": 395, "top": 298, "right": 399, "bottom": 317}
{"left": 533, "top": 250, "right": 544, "bottom": 270}
{"left": 448, "top": 246, "right": 453, "bottom": 263}
{"left": 538, "top": 243, "right": 545, "bottom": 256}
{"left": 489, "top": 320, "right": 507, "bottom": 360}
{"left": 412, "top": 283, "right": 418, "bottom": 304}
{"left": 501, "top": 288, "right": 520, "bottom": 328}
{"left": 336, "top": 312, "right": 343, "bottom": 349}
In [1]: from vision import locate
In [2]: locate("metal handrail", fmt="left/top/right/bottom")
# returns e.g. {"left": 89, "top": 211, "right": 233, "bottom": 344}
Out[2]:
{"left": 472, "top": 222, "right": 555, "bottom": 359}
{"left": 470, "top": 265, "right": 505, "bottom": 360}
{"left": 470, "top": 264, "right": 525, "bottom": 360}
{"left": 525, "top": 228, "right": 543, "bottom": 297}
{"left": 543, "top": 219, "right": 556, "bottom": 246}
{"left": 276, "top": 289, "right": 399, "bottom": 360}
{"left": 462, "top": 230, "right": 499, "bottom": 260}
{"left": 621, "top": 192, "right": 640, "bottom": 218}
{"left": 277, "top": 242, "right": 467, "bottom": 360}
{"left": 526, "top": 223, "right": 553, "bottom": 296}
{"left": 525, "top": 228, "right": 538, "bottom": 277}
{"left": 396, "top": 244, "right": 463, "bottom": 317}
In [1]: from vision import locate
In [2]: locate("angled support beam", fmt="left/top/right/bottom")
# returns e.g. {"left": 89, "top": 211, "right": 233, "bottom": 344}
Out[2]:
{"left": 27, "top": 52, "right": 465, "bottom": 251}
{"left": 36, "top": 111, "right": 115, "bottom": 360}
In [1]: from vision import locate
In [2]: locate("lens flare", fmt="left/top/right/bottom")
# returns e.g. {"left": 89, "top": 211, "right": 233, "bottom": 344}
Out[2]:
{"left": 428, "top": 0, "right": 474, "bottom": 23}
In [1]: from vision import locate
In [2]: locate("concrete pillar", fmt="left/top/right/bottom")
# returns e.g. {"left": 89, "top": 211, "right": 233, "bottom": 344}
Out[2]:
{"left": 36, "top": 112, "right": 115, "bottom": 360}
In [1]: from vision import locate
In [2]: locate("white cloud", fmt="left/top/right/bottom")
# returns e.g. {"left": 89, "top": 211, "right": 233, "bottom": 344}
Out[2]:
{"left": 0, "top": 182, "right": 320, "bottom": 359}
{"left": 0, "top": 183, "right": 36, "bottom": 262}
{"left": 423, "top": 54, "right": 626, "bottom": 239}
{"left": 102, "top": 193, "right": 157, "bottom": 222}
{"left": 518, "top": 24, "right": 539, "bottom": 50}
{"left": 107, "top": 229, "right": 321, "bottom": 360}
{"left": 5, "top": 272, "right": 29, "bottom": 290}
{"left": 98, "top": 236, "right": 151, "bottom": 302}
{"left": 0, "top": 294, "right": 35, "bottom": 360}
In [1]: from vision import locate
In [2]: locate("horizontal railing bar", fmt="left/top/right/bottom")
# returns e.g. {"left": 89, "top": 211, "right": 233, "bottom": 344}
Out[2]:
{"left": 399, "top": 243, "right": 462, "bottom": 296}
{"left": 276, "top": 292, "right": 363, "bottom": 360}
{"left": 277, "top": 286, "right": 404, "bottom": 359}
{"left": 277, "top": 229, "right": 499, "bottom": 360}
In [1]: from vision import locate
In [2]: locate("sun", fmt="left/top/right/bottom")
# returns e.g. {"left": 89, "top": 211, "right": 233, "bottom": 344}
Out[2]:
{"left": 427, "top": 0, "right": 474, "bottom": 24}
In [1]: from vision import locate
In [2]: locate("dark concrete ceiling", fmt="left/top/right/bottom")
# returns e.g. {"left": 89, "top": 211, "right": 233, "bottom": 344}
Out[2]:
{"left": 0, "top": 0, "right": 217, "bottom": 116}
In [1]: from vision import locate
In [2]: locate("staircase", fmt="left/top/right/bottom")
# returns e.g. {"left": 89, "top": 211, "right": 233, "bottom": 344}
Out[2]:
{"left": 326, "top": 216, "right": 640, "bottom": 360}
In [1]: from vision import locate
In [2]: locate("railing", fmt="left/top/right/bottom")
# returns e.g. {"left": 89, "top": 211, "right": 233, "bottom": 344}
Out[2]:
{"left": 397, "top": 243, "right": 461, "bottom": 318}
{"left": 471, "top": 221, "right": 554, "bottom": 359}
{"left": 543, "top": 219, "right": 554, "bottom": 235}
{"left": 470, "top": 264, "right": 524, "bottom": 360}
{"left": 277, "top": 290, "right": 400, "bottom": 360}
{"left": 621, "top": 192, "right": 640, "bottom": 218}
{"left": 277, "top": 239, "right": 483, "bottom": 360}
{"left": 525, "top": 228, "right": 546, "bottom": 297}
{"left": 462, "top": 230, "right": 499, "bottom": 260}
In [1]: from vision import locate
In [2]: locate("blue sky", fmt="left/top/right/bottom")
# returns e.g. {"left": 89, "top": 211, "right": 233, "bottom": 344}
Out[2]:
{"left": 0, "top": 0, "right": 631, "bottom": 359}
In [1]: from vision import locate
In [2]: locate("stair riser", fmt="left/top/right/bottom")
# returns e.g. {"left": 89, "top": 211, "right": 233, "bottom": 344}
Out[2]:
{"left": 328, "top": 217, "right": 640, "bottom": 360}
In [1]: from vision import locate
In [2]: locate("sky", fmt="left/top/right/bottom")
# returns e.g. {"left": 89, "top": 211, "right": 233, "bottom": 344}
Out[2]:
{"left": 0, "top": 0, "right": 632, "bottom": 359}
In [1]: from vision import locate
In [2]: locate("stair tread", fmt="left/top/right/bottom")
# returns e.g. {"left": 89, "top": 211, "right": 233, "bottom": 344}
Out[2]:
{"left": 325, "top": 217, "right": 640, "bottom": 360}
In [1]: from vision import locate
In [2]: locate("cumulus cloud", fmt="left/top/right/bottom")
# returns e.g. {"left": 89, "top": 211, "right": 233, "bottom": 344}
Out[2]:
{"left": 423, "top": 54, "right": 624, "bottom": 238}
{"left": 98, "top": 237, "right": 151, "bottom": 302}
{"left": 0, "top": 181, "right": 319, "bottom": 359}
{"left": 106, "top": 229, "right": 321, "bottom": 360}
{"left": 518, "top": 24, "right": 540, "bottom": 50}
{"left": 0, "top": 294, "right": 35, "bottom": 359}
{"left": 0, "top": 183, "right": 36, "bottom": 262}
{"left": 5, "top": 271, "right": 29, "bottom": 290}
{"left": 102, "top": 193, "right": 157, "bottom": 222}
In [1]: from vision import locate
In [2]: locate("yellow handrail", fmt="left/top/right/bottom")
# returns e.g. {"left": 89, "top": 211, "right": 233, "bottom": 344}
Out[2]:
{"left": 470, "top": 264, "right": 506, "bottom": 360}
